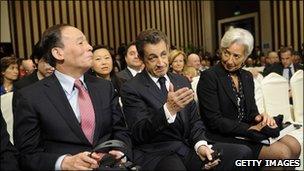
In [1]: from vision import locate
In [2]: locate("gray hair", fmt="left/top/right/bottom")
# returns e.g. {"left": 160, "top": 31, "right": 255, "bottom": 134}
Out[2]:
{"left": 220, "top": 27, "right": 254, "bottom": 58}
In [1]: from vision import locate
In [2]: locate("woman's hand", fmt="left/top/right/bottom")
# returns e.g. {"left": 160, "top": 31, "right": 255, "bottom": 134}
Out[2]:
{"left": 248, "top": 122, "right": 265, "bottom": 131}
{"left": 254, "top": 113, "right": 277, "bottom": 128}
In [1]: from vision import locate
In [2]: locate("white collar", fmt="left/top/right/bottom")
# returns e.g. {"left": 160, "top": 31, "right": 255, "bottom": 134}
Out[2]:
{"left": 127, "top": 66, "right": 141, "bottom": 77}
{"left": 54, "top": 70, "right": 85, "bottom": 95}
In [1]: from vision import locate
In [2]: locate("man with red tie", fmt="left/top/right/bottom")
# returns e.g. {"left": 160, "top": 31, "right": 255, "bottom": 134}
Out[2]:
{"left": 13, "top": 24, "right": 132, "bottom": 170}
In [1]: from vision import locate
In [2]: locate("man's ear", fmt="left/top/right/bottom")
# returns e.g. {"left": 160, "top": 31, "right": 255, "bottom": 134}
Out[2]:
{"left": 51, "top": 47, "right": 64, "bottom": 60}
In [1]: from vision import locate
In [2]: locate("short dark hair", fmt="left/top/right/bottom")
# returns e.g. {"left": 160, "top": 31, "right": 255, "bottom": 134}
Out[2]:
{"left": 279, "top": 47, "right": 293, "bottom": 55}
{"left": 30, "top": 41, "right": 44, "bottom": 64}
{"left": 39, "top": 24, "right": 71, "bottom": 67}
{"left": 124, "top": 41, "right": 136, "bottom": 57}
{"left": 135, "top": 29, "right": 168, "bottom": 61}
{"left": 92, "top": 44, "right": 110, "bottom": 53}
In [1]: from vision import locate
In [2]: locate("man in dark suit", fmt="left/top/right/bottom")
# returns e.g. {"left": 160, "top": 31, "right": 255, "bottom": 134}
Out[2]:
{"left": 263, "top": 47, "right": 303, "bottom": 78}
{"left": 13, "top": 24, "right": 132, "bottom": 170}
{"left": 121, "top": 29, "right": 253, "bottom": 170}
{"left": 117, "top": 42, "right": 143, "bottom": 82}
{"left": 14, "top": 42, "right": 54, "bottom": 90}
{"left": 0, "top": 110, "right": 20, "bottom": 171}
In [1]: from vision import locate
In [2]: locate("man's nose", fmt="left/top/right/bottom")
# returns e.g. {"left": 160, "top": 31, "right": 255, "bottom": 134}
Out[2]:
{"left": 156, "top": 57, "right": 164, "bottom": 66}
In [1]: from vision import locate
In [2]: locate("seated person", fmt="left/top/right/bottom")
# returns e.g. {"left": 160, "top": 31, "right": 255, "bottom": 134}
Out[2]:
{"left": 263, "top": 47, "right": 303, "bottom": 79}
{"left": 168, "top": 49, "right": 186, "bottom": 75}
{"left": 117, "top": 42, "right": 143, "bottom": 82}
{"left": 18, "top": 58, "right": 36, "bottom": 78}
{"left": 90, "top": 45, "right": 122, "bottom": 93}
{"left": 1, "top": 57, "right": 19, "bottom": 95}
{"left": 182, "top": 66, "right": 198, "bottom": 83}
{"left": 121, "top": 29, "right": 253, "bottom": 171}
{"left": 182, "top": 66, "right": 200, "bottom": 102}
{"left": 197, "top": 27, "right": 301, "bottom": 167}
{"left": 1, "top": 109, "right": 20, "bottom": 171}
{"left": 14, "top": 41, "right": 55, "bottom": 90}
{"left": 13, "top": 24, "right": 132, "bottom": 170}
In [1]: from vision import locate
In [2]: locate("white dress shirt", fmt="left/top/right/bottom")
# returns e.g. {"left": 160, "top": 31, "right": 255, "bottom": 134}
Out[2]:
{"left": 282, "top": 63, "right": 295, "bottom": 80}
{"left": 54, "top": 70, "right": 86, "bottom": 170}
{"left": 127, "top": 66, "right": 141, "bottom": 77}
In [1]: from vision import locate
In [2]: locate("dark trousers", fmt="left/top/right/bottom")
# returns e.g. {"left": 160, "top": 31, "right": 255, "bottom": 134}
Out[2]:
{"left": 155, "top": 142, "right": 254, "bottom": 171}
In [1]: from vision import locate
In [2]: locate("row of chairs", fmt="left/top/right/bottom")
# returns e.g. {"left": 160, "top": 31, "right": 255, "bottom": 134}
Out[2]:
{"left": 254, "top": 70, "right": 303, "bottom": 123}
{"left": 254, "top": 70, "right": 303, "bottom": 170}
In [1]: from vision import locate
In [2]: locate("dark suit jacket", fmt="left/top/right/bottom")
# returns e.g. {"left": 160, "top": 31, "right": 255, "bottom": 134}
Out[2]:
{"left": 262, "top": 62, "right": 303, "bottom": 76}
{"left": 0, "top": 110, "right": 20, "bottom": 171}
{"left": 116, "top": 68, "right": 133, "bottom": 83}
{"left": 13, "top": 74, "right": 132, "bottom": 170}
{"left": 197, "top": 63, "right": 259, "bottom": 141}
{"left": 121, "top": 70, "right": 207, "bottom": 169}
{"left": 13, "top": 70, "right": 39, "bottom": 90}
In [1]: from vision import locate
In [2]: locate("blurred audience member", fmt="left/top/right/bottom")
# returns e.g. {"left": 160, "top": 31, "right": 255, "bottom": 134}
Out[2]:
{"left": 245, "top": 57, "right": 254, "bottom": 67}
{"left": 90, "top": 45, "right": 122, "bottom": 93}
{"left": 117, "top": 42, "right": 143, "bottom": 82}
{"left": 263, "top": 47, "right": 303, "bottom": 79}
{"left": 266, "top": 51, "right": 279, "bottom": 65}
{"left": 18, "top": 58, "right": 36, "bottom": 78}
{"left": 186, "top": 53, "right": 201, "bottom": 73}
{"left": 201, "top": 58, "right": 211, "bottom": 71}
{"left": 182, "top": 66, "right": 198, "bottom": 83}
{"left": 263, "top": 51, "right": 280, "bottom": 76}
{"left": 1, "top": 57, "right": 19, "bottom": 95}
{"left": 14, "top": 42, "right": 55, "bottom": 91}
{"left": 252, "top": 46, "right": 263, "bottom": 59}
{"left": 183, "top": 66, "right": 200, "bottom": 102}
{"left": 293, "top": 51, "right": 303, "bottom": 66}
{"left": 168, "top": 49, "right": 186, "bottom": 75}
{"left": 257, "top": 55, "right": 266, "bottom": 66}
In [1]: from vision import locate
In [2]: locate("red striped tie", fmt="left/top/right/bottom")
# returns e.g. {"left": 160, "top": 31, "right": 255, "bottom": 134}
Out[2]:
{"left": 74, "top": 79, "right": 95, "bottom": 144}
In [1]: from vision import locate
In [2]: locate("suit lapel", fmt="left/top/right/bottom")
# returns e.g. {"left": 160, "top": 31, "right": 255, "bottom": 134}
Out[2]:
{"left": 216, "top": 65, "right": 238, "bottom": 106}
{"left": 43, "top": 75, "right": 89, "bottom": 144}
{"left": 85, "top": 75, "right": 102, "bottom": 145}
{"left": 142, "top": 71, "right": 167, "bottom": 103}
{"left": 126, "top": 68, "right": 134, "bottom": 79}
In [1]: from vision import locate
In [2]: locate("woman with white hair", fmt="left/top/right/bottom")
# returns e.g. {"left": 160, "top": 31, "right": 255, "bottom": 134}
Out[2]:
{"left": 197, "top": 28, "right": 300, "bottom": 166}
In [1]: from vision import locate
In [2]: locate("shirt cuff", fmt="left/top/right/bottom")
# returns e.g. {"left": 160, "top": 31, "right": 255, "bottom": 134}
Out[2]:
{"left": 194, "top": 140, "right": 213, "bottom": 154}
{"left": 117, "top": 151, "right": 127, "bottom": 163}
{"left": 164, "top": 103, "right": 176, "bottom": 124}
{"left": 55, "top": 154, "right": 68, "bottom": 170}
